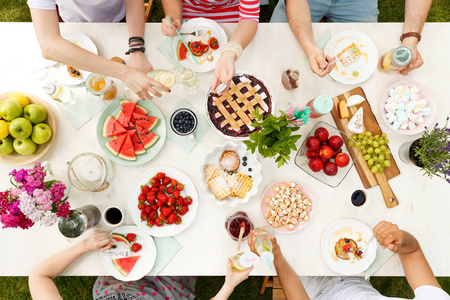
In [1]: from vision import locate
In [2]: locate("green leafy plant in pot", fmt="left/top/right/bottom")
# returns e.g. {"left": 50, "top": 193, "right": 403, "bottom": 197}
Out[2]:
{"left": 244, "top": 108, "right": 302, "bottom": 168}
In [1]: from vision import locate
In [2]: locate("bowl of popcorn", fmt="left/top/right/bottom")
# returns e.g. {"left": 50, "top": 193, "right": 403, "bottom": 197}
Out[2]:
{"left": 381, "top": 80, "right": 435, "bottom": 135}
{"left": 260, "top": 180, "right": 313, "bottom": 233}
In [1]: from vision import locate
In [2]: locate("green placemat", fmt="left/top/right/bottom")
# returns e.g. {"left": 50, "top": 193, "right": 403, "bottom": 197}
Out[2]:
{"left": 151, "top": 237, "right": 182, "bottom": 276}
{"left": 96, "top": 99, "right": 167, "bottom": 165}
{"left": 157, "top": 37, "right": 183, "bottom": 68}
{"left": 165, "top": 99, "right": 210, "bottom": 154}
{"left": 364, "top": 243, "right": 395, "bottom": 279}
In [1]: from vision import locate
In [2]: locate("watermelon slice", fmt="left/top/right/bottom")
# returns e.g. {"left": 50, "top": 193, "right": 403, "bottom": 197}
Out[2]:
{"left": 111, "top": 233, "right": 130, "bottom": 245}
{"left": 134, "top": 104, "right": 148, "bottom": 115}
{"left": 103, "top": 116, "right": 127, "bottom": 138}
{"left": 120, "top": 100, "right": 137, "bottom": 121}
{"left": 127, "top": 128, "right": 137, "bottom": 137}
{"left": 112, "top": 255, "right": 141, "bottom": 277}
{"left": 138, "top": 126, "right": 159, "bottom": 149}
{"left": 105, "top": 134, "right": 127, "bottom": 156}
{"left": 130, "top": 132, "right": 146, "bottom": 155}
{"left": 118, "top": 134, "right": 136, "bottom": 161}
{"left": 115, "top": 109, "right": 135, "bottom": 129}
{"left": 134, "top": 113, "right": 158, "bottom": 130}
{"left": 176, "top": 40, "right": 188, "bottom": 61}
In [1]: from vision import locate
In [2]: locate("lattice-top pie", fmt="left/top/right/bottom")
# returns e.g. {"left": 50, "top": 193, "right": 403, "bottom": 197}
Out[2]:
{"left": 207, "top": 73, "right": 273, "bottom": 138}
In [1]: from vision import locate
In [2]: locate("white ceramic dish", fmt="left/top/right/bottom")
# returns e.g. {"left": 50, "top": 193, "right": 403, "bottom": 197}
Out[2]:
{"left": 100, "top": 225, "right": 156, "bottom": 281}
{"left": 127, "top": 167, "right": 198, "bottom": 237}
{"left": 199, "top": 141, "right": 262, "bottom": 207}
{"left": 380, "top": 80, "right": 435, "bottom": 135}
{"left": 172, "top": 18, "right": 228, "bottom": 73}
{"left": 321, "top": 219, "right": 377, "bottom": 275}
{"left": 324, "top": 30, "right": 378, "bottom": 85}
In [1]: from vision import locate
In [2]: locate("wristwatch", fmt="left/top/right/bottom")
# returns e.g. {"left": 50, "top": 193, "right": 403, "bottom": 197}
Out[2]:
{"left": 400, "top": 32, "right": 422, "bottom": 43}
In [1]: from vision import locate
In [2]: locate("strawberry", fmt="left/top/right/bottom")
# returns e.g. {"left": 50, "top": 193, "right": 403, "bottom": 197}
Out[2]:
{"left": 175, "top": 216, "right": 182, "bottom": 224}
{"left": 173, "top": 190, "right": 180, "bottom": 198}
{"left": 156, "top": 200, "right": 164, "bottom": 207}
{"left": 166, "top": 186, "right": 174, "bottom": 194}
{"left": 165, "top": 220, "right": 173, "bottom": 225}
{"left": 168, "top": 213, "right": 177, "bottom": 223}
{"left": 159, "top": 214, "right": 167, "bottom": 220}
{"left": 147, "top": 219, "right": 155, "bottom": 227}
{"left": 176, "top": 183, "right": 184, "bottom": 191}
{"left": 140, "top": 211, "right": 147, "bottom": 220}
{"left": 183, "top": 197, "right": 188, "bottom": 205}
{"left": 138, "top": 193, "right": 146, "bottom": 201}
{"left": 130, "top": 243, "right": 142, "bottom": 253}
{"left": 182, "top": 205, "right": 189, "bottom": 214}
{"left": 169, "top": 205, "right": 175, "bottom": 211}
{"left": 150, "top": 178, "right": 160, "bottom": 187}
{"left": 159, "top": 185, "right": 166, "bottom": 191}
{"left": 141, "top": 186, "right": 150, "bottom": 194}
{"left": 138, "top": 202, "right": 145, "bottom": 210}
{"left": 157, "top": 193, "right": 168, "bottom": 202}
{"left": 171, "top": 178, "right": 178, "bottom": 186}
{"left": 151, "top": 204, "right": 158, "bottom": 211}
{"left": 150, "top": 186, "right": 159, "bottom": 193}
{"left": 155, "top": 217, "right": 164, "bottom": 227}
{"left": 177, "top": 207, "right": 184, "bottom": 215}
{"left": 149, "top": 210, "right": 158, "bottom": 220}
{"left": 167, "top": 196, "right": 175, "bottom": 206}
{"left": 147, "top": 193, "right": 156, "bottom": 201}
{"left": 186, "top": 196, "right": 193, "bottom": 205}
{"left": 176, "top": 197, "right": 184, "bottom": 206}
{"left": 144, "top": 205, "right": 152, "bottom": 214}
{"left": 156, "top": 172, "right": 166, "bottom": 180}
{"left": 161, "top": 207, "right": 172, "bottom": 216}
{"left": 126, "top": 233, "right": 136, "bottom": 242}
{"left": 162, "top": 177, "right": 171, "bottom": 186}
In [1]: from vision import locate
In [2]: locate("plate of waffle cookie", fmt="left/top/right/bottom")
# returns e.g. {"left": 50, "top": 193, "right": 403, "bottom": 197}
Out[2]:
{"left": 200, "top": 141, "right": 262, "bottom": 206}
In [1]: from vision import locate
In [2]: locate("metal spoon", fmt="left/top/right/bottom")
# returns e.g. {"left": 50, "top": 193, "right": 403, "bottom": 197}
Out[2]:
{"left": 180, "top": 30, "right": 204, "bottom": 37}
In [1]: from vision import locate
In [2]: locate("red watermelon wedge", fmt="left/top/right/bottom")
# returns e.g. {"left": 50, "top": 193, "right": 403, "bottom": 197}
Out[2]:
{"left": 130, "top": 132, "right": 146, "bottom": 155}
{"left": 115, "top": 109, "right": 135, "bottom": 129}
{"left": 120, "top": 100, "right": 137, "bottom": 121}
{"left": 134, "top": 113, "right": 158, "bottom": 130}
{"left": 134, "top": 104, "right": 148, "bottom": 115}
{"left": 112, "top": 255, "right": 141, "bottom": 277}
{"left": 103, "top": 116, "right": 127, "bottom": 138}
{"left": 176, "top": 40, "right": 188, "bottom": 61}
{"left": 126, "top": 128, "right": 137, "bottom": 137}
{"left": 137, "top": 126, "right": 159, "bottom": 149}
{"left": 105, "top": 134, "right": 127, "bottom": 156}
{"left": 118, "top": 134, "right": 136, "bottom": 161}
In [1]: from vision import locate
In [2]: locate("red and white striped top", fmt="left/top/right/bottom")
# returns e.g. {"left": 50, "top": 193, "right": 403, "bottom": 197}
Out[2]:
{"left": 182, "top": 0, "right": 260, "bottom": 23}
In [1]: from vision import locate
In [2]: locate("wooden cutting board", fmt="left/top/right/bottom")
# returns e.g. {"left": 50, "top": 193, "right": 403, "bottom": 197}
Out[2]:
{"left": 330, "top": 87, "right": 400, "bottom": 208}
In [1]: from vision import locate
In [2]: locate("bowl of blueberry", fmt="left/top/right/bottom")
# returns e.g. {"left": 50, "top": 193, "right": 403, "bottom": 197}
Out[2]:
{"left": 170, "top": 108, "right": 198, "bottom": 141}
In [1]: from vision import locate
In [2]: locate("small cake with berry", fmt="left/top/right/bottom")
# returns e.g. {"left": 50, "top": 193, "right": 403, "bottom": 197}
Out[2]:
{"left": 335, "top": 238, "right": 363, "bottom": 260}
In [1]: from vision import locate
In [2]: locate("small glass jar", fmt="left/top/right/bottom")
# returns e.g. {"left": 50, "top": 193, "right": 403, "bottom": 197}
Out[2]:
{"left": 224, "top": 212, "right": 254, "bottom": 241}
{"left": 86, "top": 73, "right": 117, "bottom": 100}
{"left": 379, "top": 46, "right": 412, "bottom": 72}
{"left": 41, "top": 81, "right": 72, "bottom": 103}
{"left": 179, "top": 68, "right": 198, "bottom": 90}
{"left": 281, "top": 68, "right": 300, "bottom": 90}
{"left": 306, "top": 95, "right": 334, "bottom": 118}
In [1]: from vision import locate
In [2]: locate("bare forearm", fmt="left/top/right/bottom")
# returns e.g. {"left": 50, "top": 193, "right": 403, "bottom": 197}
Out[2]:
{"left": 403, "top": 0, "right": 431, "bottom": 34}
{"left": 274, "top": 252, "right": 310, "bottom": 300}
{"left": 286, "top": 0, "right": 315, "bottom": 55}
{"left": 162, "top": 0, "right": 183, "bottom": 21}
{"left": 212, "top": 282, "right": 235, "bottom": 300}
{"left": 230, "top": 21, "right": 258, "bottom": 50}
{"left": 126, "top": 0, "right": 146, "bottom": 37}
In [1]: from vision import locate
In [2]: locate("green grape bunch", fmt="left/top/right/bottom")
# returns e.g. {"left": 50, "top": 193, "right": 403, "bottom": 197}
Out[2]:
{"left": 347, "top": 130, "right": 391, "bottom": 173}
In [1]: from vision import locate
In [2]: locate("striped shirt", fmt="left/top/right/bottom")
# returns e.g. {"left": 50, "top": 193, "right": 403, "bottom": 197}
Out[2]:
{"left": 182, "top": 0, "right": 260, "bottom": 23}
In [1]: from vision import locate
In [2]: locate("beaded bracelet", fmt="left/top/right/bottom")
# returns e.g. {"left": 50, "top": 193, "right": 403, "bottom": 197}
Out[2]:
{"left": 125, "top": 47, "right": 145, "bottom": 55}
{"left": 220, "top": 41, "right": 244, "bottom": 61}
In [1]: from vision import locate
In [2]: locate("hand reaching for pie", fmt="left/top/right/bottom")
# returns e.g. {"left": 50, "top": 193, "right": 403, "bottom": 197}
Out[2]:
{"left": 211, "top": 51, "right": 237, "bottom": 95}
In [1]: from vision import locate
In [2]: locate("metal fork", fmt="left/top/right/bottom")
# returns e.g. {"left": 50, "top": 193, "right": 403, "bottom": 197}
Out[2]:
{"left": 179, "top": 30, "right": 204, "bottom": 37}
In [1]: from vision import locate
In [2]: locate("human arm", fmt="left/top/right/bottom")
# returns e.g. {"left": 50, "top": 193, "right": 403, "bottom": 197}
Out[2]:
{"left": 399, "top": 0, "right": 432, "bottom": 75}
{"left": 247, "top": 231, "right": 310, "bottom": 300}
{"left": 29, "top": 9, "right": 169, "bottom": 99}
{"left": 161, "top": 0, "right": 183, "bottom": 36}
{"left": 211, "top": 259, "right": 254, "bottom": 300}
{"left": 373, "top": 221, "right": 441, "bottom": 291}
{"left": 286, "top": 0, "right": 335, "bottom": 77}
{"left": 29, "top": 230, "right": 114, "bottom": 300}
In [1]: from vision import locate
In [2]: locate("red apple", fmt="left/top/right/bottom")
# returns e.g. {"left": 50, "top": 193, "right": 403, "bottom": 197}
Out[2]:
{"left": 320, "top": 157, "right": 330, "bottom": 164}
{"left": 308, "top": 157, "right": 323, "bottom": 172}
{"left": 306, "top": 149, "right": 319, "bottom": 159}
{"left": 320, "top": 140, "right": 328, "bottom": 146}
{"left": 332, "top": 147, "right": 342, "bottom": 158}
{"left": 314, "top": 127, "right": 329, "bottom": 142}
{"left": 328, "top": 135, "right": 344, "bottom": 149}
{"left": 319, "top": 145, "right": 334, "bottom": 160}
{"left": 335, "top": 153, "right": 350, "bottom": 168}
{"left": 306, "top": 136, "right": 320, "bottom": 151}
{"left": 323, "top": 162, "right": 338, "bottom": 176}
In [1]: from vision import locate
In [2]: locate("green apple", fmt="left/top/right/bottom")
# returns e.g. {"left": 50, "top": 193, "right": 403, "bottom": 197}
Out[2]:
{"left": 31, "top": 123, "right": 52, "bottom": 144}
{"left": 24, "top": 104, "right": 47, "bottom": 124}
{"left": 9, "top": 118, "right": 33, "bottom": 140}
{"left": 0, "top": 136, "right": 14, "bottom": 156}
{"left": 0, "top": 100, "right": 22, "bottom": 121}
{"left": 13, "top": 138, "right": 37, "bottom": 156}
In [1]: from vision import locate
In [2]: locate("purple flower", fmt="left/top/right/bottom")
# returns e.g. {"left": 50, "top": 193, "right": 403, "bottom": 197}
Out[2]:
{"left": 1, "top": 214, "right": 19, "bottom": 228}
{"left": 8, "top": 201, "right": 21, "bottom": 215}
{"left": 429, "top": 149, "right": 433, "bottom": 153}
{"left": 50, "top": 182, "right": 66, "bottom": 203}
{"left": 56, "top": 202, "right": 70, "bottom": 218}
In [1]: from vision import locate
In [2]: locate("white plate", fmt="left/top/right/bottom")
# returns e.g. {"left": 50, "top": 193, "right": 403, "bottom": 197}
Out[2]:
{"left": 199, "top": 141, "right": 262, "bottom": 207}
{"left": 47, "top": 32, "right": 98, "bottom": 85}
{"left": 324, "top": 30, "right": 378, "bottom": 85}
{"left": 321, "top": 219, "right": 377, "bottom": 275}
{"left": 172, "top": 18, "right": 228, "bottom": 73}
{"left": 100, "top": 225, "right": 156, "bottom": 281}
{"left": 127, "top": 167, "right": 198, "bottom": 237}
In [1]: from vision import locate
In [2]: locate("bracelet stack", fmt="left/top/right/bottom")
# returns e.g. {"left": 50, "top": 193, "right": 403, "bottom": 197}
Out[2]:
{"left": 126, "top": 36, "right": 145, "bottom": 55}
{"left": 220, "top": 41, "right": 244, "bottom": 61}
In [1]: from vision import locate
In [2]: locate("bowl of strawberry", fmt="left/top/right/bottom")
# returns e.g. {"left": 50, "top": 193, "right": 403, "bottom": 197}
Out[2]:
{"left": 127, "top": 167, "right": 198, "bottom": 237}
{"left": 295, "top": 121, "right": 360, "bottom": 187}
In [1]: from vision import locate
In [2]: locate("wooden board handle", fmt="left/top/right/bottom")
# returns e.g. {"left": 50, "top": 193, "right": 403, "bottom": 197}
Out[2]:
{"left": 375, "top": 173, "right": 399, "bottom": 208}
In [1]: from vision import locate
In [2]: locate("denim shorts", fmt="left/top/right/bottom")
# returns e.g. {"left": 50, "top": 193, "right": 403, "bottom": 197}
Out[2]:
{"left": 270, "top": 0, "right": 379, "bottom": 23}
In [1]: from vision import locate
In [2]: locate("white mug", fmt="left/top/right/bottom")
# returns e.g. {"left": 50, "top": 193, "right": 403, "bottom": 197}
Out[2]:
{"left": 102, "top": 206, "right": 126, "bottom": 227}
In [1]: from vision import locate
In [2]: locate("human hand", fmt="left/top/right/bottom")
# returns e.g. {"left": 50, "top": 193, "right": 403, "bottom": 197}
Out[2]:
{"left": 129, "top": 52, "right": 153, "bottom": 73}
{"left": 306, "top": 45, "right": 335, "bottom": 78}
{"left": 224, "top": 259, "right": 253, "bottom": 289}
{"left": 121, "top": 66, "right": 170, "bottom": 100}
{"left": 400, "top": 40, "right": 423, "bottom": 76}
{"left": 247, "top": 230, "right": 281, "bottom": 257}
{"left": 161, "top": 17, "right": 182, "bottom": 36}
{"left": 374, "top": 221, "right": 419, "bottom": 254}
{"left": 211, "top": 51, "right": 236, "bottom": 95}
{"left": 84, "top": 230, "right": 114, "bottom": 252}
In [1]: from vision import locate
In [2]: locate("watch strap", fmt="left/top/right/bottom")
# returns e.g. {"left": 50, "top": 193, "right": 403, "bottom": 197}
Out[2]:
{"left": 400, "top": 32, "right": 422, "bottom": 42}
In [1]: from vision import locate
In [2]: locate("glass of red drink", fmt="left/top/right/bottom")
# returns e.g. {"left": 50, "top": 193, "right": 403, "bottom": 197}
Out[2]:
{"left": 224, "top": 211, "right": 254, "bottom": 241}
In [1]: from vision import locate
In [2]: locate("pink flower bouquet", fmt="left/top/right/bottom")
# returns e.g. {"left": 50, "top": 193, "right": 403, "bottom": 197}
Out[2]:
{"left": 0, "top": 162, "right": 70, "bottom": 229}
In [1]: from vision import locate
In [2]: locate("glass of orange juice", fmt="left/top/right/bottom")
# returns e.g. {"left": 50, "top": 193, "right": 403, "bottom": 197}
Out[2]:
{"left": 86, "top": 73, "right": 117, "bottom": 101}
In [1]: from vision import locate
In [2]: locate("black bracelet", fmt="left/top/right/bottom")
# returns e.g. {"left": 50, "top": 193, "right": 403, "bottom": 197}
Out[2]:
{"left": 128, "top": 36, "right": 145, "bottom": 45}
{"left": 125, "top": 47, "right": 145, "bottom": 55}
